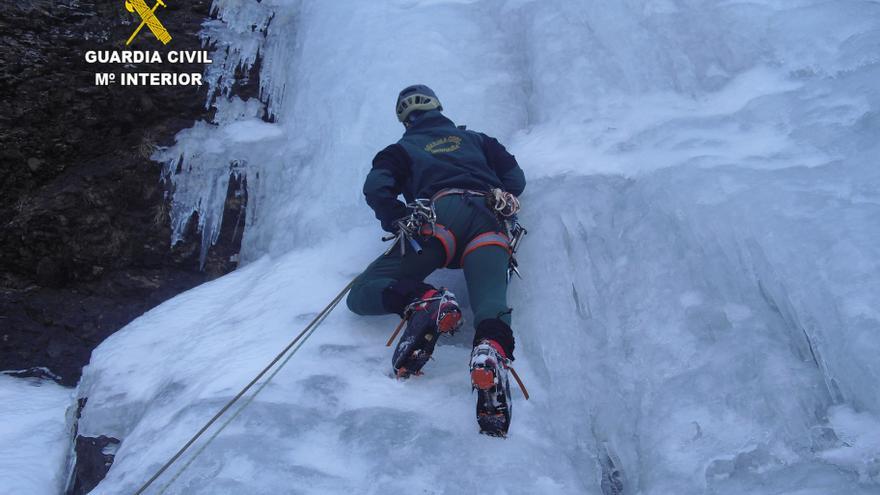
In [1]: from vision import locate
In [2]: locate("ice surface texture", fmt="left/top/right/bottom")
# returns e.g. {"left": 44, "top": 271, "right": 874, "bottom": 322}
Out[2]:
{"left": 82, "top": 0, "right": 880, "bottom": 493}
{"left": 0, "top": 375, "right": 73, "bottom": 495}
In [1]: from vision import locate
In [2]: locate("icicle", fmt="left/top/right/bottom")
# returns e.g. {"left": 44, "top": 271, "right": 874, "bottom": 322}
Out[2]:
{"left": 155, "top": 0, "right": 281, "bottom": 269}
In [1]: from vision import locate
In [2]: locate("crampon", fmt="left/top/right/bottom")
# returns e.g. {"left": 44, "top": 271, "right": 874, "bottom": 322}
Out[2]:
{"left": 470, "top": 340, "right": 513, "bottom": 437}
{"left": 389, "top": 288, "right": 462, "bottom": 378}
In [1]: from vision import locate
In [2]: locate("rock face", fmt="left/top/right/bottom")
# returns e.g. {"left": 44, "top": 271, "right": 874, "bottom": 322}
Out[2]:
{"left": 0, "top": 0, "right": 244, "bottom": 386}
{"left": 70, "top": 435, "right": 120, "bottom": 495}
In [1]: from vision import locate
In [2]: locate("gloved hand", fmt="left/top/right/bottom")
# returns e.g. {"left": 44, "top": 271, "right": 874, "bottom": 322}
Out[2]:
{"left": 488, "top": 188, "right": 520, "bottom": 217}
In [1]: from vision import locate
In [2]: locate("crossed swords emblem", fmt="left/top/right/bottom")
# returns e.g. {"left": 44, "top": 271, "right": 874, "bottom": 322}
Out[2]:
{"left": 125, "top": 0, "right": 172, "bottom": 46}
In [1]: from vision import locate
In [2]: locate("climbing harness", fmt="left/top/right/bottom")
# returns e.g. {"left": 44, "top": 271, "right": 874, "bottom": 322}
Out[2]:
{"left": 420, "top": 223, "right": 457, "bottom": 267}
{"left": 133, "top": 278, "right": 355, "bottom": 495}
{"left": 433, "top": 188, "right": 518, "bottom": 217}
{"left": 398, "top": 188, "right": 529, "bottom": 282}
{"left": 461, "top": 231, "right": 512, "bottom": 264}
{"left": 380, "top": 190, "right": 530, "bottom": 401}
{"left": 430, "top": 188, "right": 528, "bottom": 281}
{"left": 381, "top": 199, "right": 461, "bottom": 268}
{"left": 381, "top": 188, "right": 529, "bottom": 344}
{"left": 430, "top": 187, "right": 487, "bottom": 203}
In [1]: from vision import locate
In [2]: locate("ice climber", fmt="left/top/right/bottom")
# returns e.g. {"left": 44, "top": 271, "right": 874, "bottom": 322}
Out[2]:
{"left": 346, "top": 85, "right": 526, "bottom": 436}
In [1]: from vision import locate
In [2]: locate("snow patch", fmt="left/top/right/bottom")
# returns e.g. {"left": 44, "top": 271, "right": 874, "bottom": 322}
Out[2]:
{"left": 0, "top": 375, "right": 73, "bottom": 495}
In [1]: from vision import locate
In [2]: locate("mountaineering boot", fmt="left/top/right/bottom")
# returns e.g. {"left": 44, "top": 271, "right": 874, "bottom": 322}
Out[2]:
{"left": 470, "top": 339, "right": 512, "bottom": 437}
{"left": 392, "top": 288, "right": 463, "bottom": 378}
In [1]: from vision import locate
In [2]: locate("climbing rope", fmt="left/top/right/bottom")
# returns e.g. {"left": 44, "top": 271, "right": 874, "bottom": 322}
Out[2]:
{"left": 133, "top": 278, "right": 355, "bottom": 495}
{"left": 134, "top": 192, "right": 529, "bottom": 492}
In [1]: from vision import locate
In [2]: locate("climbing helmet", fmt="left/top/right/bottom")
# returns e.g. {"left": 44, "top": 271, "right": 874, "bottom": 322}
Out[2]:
{"left": 396, "top": 84, "right": 442, "bottom": 123}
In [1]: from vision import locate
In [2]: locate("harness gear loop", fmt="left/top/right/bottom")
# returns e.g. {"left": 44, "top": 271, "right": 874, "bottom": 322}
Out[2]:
{"left": 431, "top": 187, "right": 487, "bottom": 202}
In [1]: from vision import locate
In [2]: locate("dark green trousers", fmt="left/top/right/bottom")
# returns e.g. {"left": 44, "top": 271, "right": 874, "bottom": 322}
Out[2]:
{"left": 347, "top": 195, "right": 512, "bottom": 329}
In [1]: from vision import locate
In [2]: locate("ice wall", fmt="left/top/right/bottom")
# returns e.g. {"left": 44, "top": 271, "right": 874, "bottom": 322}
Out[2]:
{"left": 81, "top": 0, "right": 880, "bottom": 493}
{"left": 0, "top": 374, "right": 73, "bottom": 495}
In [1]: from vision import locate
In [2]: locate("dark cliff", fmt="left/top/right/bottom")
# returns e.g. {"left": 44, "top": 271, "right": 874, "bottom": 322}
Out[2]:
{"left": 0, "top": 0, "right": 246, "bottom": 387}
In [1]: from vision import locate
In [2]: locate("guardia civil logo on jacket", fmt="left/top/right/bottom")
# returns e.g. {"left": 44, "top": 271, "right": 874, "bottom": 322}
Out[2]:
{"left": 424, "top": 136, "right": 462, "bottom": 154}
{"left": 397, "top": 112, "right": 503, "bottom": 200}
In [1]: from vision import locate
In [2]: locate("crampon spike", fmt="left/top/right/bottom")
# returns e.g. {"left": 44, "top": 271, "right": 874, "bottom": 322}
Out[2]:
{"left": 395, "top": 366, "right": 423, "bottom": 379}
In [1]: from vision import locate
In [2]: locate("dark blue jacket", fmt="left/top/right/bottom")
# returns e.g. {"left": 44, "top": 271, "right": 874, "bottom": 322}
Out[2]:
{"left": 364, "top": 111, "right": 526, "bottom": 231}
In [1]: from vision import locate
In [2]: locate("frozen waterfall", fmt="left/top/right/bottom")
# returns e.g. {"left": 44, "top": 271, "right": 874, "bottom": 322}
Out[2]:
{"left": 78, "top": 0, "right": 880, "bottom": 493}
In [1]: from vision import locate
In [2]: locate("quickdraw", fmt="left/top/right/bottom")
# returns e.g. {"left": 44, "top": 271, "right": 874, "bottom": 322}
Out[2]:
{"left": 504, "top": 217, "right": 527, "bottom": 282}
{"left": 382, "top": 199, "right": 436, "bottom": 257}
